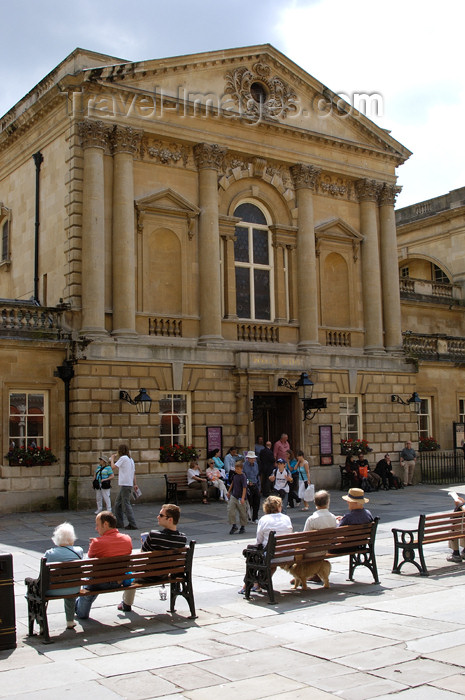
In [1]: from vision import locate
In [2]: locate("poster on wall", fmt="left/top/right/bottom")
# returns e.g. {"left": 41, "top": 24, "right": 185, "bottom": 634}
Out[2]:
{"left": 319, "top": 425, "right": 333, "bottom": 465}
{"left": 453, "top": 422, "right": 465, "bottom": 450}
{"left": 206, "top": 426, "right": 223, "bottom": 456}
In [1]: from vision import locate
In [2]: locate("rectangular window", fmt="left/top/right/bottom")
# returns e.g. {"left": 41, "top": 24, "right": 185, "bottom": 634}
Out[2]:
{"left": 418, "top": 398, "right": 431, "bottom": 439}
{"left": 159, "top": 393, "right": 191, "bottom": 448}
{"left": 2, "top": 220, "right": 9, "bottom": 261}
{"left": 9, "top": 391, "right": 47, "bottom": 448}
{"left": 459, "top": 399, "right": 465, "bottom": 424}
{"left": 400, "top": 266, "right": 409, "bottom": 278}
{"left": 339, "top": 396, "right": 362, "bottom": 441}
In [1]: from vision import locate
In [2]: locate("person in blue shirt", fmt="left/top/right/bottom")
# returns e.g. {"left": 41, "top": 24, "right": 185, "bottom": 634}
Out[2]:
{"left": 44, "top": 522, "right": 84, "bottom": 629}
{"left": 337, "top": 488, "right": 374, "bottom": 526}
{"left": 94, "top": 455, "right": 114, "bottom": 514}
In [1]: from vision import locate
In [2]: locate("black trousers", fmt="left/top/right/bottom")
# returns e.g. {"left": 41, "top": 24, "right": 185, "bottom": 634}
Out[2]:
{"left": 247, "top": 483, "right": 261, "bottom": 521}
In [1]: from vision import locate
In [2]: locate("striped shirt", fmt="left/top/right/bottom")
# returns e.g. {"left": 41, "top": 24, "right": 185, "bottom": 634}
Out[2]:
{"left": 142, "top": 528, "right": 187, "bottom": 551}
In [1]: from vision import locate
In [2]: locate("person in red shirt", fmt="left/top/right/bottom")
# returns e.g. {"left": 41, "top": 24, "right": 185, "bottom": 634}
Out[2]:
{"left": 273, "top": 433, "right": 290, "bottom": 462}
{"left": 75, "top": 511, "right": 132, "bottom": 619}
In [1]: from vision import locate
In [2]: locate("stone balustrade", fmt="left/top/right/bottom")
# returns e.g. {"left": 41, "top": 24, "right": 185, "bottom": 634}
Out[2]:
{"left": 403, "top": 332, "right": 465, "bottom": 362}
{"left": 0, "top": 301, "right": 68, "bottom": 339}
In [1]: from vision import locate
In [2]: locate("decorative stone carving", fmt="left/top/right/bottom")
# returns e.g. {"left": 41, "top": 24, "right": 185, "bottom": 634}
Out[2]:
{"left": 78, "top": 120, "right": 109, "bottom": 149}
{"left": 318, "top": 175, "right": 347, "bottom": 197}
{"left": 224, "top": 61, "right": 297, "bottom": 120}
{"left": 141, "top": 138, "right": 189, "bottom": 166}
{"left": 111, "top": 125, "right": 142, "bottom": 155}
{"left": 290, "top": 164, "right": 321, "bottom": 190}
{"left": 253, "top": 157, "right": 267, "bottom": 177}
{"left": 378, "top": 183, "right": 402, "bottom": 206}
{"left": 193, "top": 143, "right": 227, "bottom": 170}
{"left": 355, "top": 178, "right": 382, "bottom": 202}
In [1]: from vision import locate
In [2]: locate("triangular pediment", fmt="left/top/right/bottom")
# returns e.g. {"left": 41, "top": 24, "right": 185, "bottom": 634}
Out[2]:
{"left": 76, "top": 45, "right": 409, "bottom": 163}
{"left": 135, "top": 188, "right": 199, "bottom": 216}
{"left": 315, "top": 218, "right": 363, "bottom": 243}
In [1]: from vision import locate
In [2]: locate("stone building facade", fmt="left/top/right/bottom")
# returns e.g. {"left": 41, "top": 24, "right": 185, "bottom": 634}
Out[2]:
{"left": 0, "top": 46, "right": 420, "bottom": 512}
{"left": 396, "top": 187, "right": 465, "bottom": 450}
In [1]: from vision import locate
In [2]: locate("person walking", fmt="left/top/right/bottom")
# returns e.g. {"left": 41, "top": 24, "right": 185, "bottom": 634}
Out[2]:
{"left": 111, "top": 444, "right": 138, "bottom": 530}
{"left": 243, "top": 450, "right": 261, "bottom": 523}
{"left": 258, "top": 440, "right": 275, "bottom": 498}
{"left": 296, "top": 450, "right": 312, "bottom": 511}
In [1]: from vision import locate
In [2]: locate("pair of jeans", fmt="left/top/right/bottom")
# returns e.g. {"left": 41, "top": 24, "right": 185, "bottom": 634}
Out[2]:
{"left": 75, "top": 582, "right": 121, "bottom": 619}
{"left": 114, "top": 485, "right": 137, "bottom": 528}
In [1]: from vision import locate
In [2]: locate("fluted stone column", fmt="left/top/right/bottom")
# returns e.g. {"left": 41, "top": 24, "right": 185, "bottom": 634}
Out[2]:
{"left": 290, "top": 164, "right": 320, "bottom": 349}
{"left": 194, "top": 143, "right": 226, "bottom": 344}
{"left": 379, "top": 183, "right": 403, "bottom": 352}
{"left": 78, "top": 120, "right": 108, "bottom": 336}
{"left": 355, "top": 179, "right": 384, "bottom": 353}
{"left": 111, "top": 126, "right": 142, "bottom": 337}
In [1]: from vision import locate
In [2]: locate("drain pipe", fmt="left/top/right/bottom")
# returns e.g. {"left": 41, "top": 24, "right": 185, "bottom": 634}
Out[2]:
{"left": 32, "top": 151, "right": 43, "bottom": 304}
{"left": 54, "top": 360, "right": 74, "bottom": 510}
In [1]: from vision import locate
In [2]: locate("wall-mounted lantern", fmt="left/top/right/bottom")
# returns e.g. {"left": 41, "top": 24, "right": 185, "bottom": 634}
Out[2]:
{"left": 119, "top": 388, "right": 153, "bottom": 414}
{"left": 278, "top": 371, "right": 327, "bottom": 421}
{"left": 391, "top": 391, "right": 421, "bottom": 414}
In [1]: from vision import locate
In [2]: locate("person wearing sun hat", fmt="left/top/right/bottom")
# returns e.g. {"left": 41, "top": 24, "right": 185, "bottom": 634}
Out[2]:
{"left": 337, "top": 487, "right": 374, "bottom": 526}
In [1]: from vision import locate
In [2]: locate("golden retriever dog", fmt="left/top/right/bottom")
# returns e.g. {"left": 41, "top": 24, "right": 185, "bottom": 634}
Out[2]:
{"left": 281, "top": 559, "right": 331, "bottom": 590}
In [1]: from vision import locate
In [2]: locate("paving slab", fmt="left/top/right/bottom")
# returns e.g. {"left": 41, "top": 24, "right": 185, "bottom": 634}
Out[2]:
{"left": 2, "top": 484, "right": 465, "bottom": 699}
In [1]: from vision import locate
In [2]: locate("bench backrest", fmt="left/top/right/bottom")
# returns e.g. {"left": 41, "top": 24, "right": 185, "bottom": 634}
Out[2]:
{"left": 268, "top": 519, "right": 378, "bottom": 565}
{"left": 165, "top": 473, "right": 207, "bottom": 485}
{"left": 41, "top": 542, "right": 195, "bottom": 596}
{"left": 420, "top": 510, "right": 465, "bottom": 543}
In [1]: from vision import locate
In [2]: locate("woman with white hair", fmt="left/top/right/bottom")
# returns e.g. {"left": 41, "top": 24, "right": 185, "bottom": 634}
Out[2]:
{"left": 44, "top": 523, "right": 83, "bottom": 629}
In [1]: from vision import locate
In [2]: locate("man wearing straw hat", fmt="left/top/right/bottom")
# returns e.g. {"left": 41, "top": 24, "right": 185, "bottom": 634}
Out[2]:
{"left": 337, "top": 488, "right": 374, "bottom": 526}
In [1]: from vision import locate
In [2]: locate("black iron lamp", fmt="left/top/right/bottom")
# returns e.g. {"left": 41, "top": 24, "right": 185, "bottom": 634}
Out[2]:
{"left": 119, "top": 387, "right": 152, "bottom": 414}
{"left": 391, "top": 391, "right": 421, "bottom": 414}
{"left": 278, "top": 371, "right": 327, "bottom": 421}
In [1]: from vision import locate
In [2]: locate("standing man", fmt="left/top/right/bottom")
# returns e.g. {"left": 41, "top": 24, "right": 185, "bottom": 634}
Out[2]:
{"left": 227, "top": 460, "right": 248, "bottom": 535}
{"left": 400, "top": 441, "right": 417, "bottom": 487}
{"left": 243, "top": 450, "right": 261, "bottom": 523}
{"left": 111, "top": 444, "right": 138, "bottom": 530}
{"left": 258, "top": 440, "right": 275, "bottom": 498}
{"left": 273, "top": 433, "right": 290, "bottom": 462}
{"left": 75, "top": 511, "right": 132, "bottom": 619}
{"left": 118, "top": 503, "right": 187, "bottom": 612}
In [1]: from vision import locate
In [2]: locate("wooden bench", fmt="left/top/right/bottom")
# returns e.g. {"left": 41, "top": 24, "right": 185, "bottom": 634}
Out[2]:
{"left": 25, "top": 542, "right": 196, "bottom": 643}
{"left": 392, "top": 509, "right": 465, "bottom": 576}
{"left": 243, "top": 518, "right": 379, "bottom": 604}
{"left": 164, "top": 472, "right": 208, "bottom": 504}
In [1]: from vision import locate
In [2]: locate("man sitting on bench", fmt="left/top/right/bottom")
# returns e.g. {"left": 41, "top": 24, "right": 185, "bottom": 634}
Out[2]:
{"left": 75, "top": 511, "right": 132, "bottom": 620}
{"left": 118, "top": 503, "right": 187, "bottom": 612}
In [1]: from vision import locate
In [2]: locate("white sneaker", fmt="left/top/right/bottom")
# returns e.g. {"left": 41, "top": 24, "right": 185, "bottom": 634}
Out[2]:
{"left": 66, "top": 620, "right": 76, "bottom": 629}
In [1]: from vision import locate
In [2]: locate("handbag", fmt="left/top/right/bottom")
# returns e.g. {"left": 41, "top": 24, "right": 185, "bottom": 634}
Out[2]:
{"left": 92, "top": 478, "right": 100, "bottom": 490}
{"left": 101, "top": 480, "right": 111, "bottom": 489}
{"left": 304, "top": 484, "right": 315, "bottom": 502}
{"left": 298, "top": 480, "right": 307, "bottom": 500}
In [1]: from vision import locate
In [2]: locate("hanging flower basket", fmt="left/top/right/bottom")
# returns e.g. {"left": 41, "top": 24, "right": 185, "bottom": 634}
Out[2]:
{"left": 419, "top": 436, "right": 440, "bottom": 452}
{"left": 159, "top": 444, "right": 200, "bottom": 463}
{"left": 5, "top": 445, "right": 58, "bottom": 467}
{"left": 340, "top": 438, "right": 371, "bottom": 456}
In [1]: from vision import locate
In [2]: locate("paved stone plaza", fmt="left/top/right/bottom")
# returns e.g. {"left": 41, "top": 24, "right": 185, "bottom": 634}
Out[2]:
{"left": 1, "top": 484, "right": 465, "bottom": 699}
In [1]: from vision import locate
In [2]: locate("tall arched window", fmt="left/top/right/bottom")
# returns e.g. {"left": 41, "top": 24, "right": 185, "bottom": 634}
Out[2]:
{"left": 234, "top": 202, "right": 272, "bottom": 320}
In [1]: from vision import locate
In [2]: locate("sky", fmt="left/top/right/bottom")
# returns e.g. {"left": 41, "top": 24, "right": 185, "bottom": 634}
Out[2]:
{"left": 1, "top": 0, "right": 463, "bottom": 209}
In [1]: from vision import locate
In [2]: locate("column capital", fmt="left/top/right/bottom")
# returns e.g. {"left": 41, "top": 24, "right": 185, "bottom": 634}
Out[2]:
{"left": 111, "top": 125, "right": 143, "bottom": 155}
{"left": 193, "top": 143, "right": 227, "bottom": 170}
{"left": 78, "top": 120, "right": 109, "bottom": 150}
{"left": 378, "top": 183, "right": 402, "bottom": 206}
{"left": 290, "top": 163, "right": 321, "bottom": 190}
{"left": 355, "top": 178, "right": 382, "bottom": 202}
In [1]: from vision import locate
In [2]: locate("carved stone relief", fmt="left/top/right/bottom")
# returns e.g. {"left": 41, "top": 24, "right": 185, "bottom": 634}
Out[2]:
{"left": 140, "top": 137, "right": 189, "bottom": 166}
{"left": 224, "top": 61, "right": 298, "bottom": 120}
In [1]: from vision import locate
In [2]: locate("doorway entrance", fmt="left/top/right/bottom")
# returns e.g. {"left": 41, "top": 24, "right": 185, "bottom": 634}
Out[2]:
{"left": 252, "top": 392, "right": 297, "bottom": 449}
